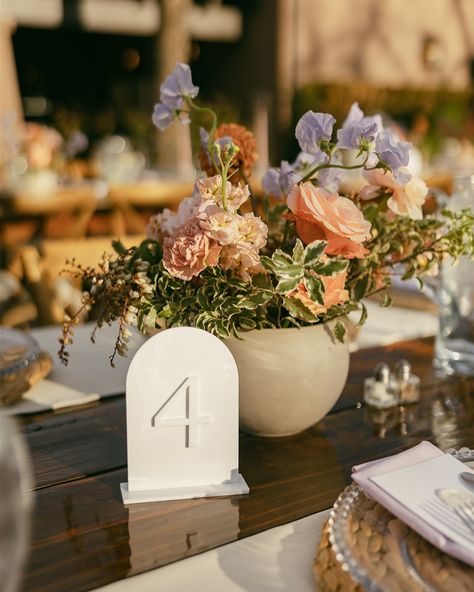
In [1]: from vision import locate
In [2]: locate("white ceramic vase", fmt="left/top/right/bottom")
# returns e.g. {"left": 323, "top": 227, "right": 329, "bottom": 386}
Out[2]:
{"left": 225, "top": 323, "right": 350, "bottom": 437}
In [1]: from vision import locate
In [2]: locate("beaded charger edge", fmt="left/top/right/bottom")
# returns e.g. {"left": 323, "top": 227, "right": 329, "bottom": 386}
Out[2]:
{"left": 314, "top": 449, "right": 474, "bottom": 592}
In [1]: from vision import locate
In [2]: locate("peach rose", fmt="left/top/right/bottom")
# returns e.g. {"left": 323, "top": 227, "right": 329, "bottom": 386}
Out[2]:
{"left": 287, "top": 182, "right": 371, "bottom": 259}
{"left": 288, "top": 271, "right": 349, "bottom": 316}
{"left": 163, "top": 218, "right": 221, "bottom": 281}
{"left": 362, "top": 169, "right": 428, "bottom": 220}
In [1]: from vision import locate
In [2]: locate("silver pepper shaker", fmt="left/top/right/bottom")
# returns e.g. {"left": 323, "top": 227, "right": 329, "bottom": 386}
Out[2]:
{"left": 396, "top": 359, "right": 420, "bottom": 404}
{"left": 364, "top": 363, "right": 399, "bottom": 409}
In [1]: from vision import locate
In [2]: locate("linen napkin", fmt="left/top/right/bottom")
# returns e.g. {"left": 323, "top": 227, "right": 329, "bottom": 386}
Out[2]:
{"left": 352, "top": 441, "right": 474, "bottom": 567}
{"left": 31, "top": 322, "right": 146, "bottom": 396}
{"left": 0, "top": 379, "right": 100, "bottom": 416}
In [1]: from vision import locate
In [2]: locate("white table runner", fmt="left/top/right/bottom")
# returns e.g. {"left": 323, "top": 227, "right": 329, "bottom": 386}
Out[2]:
{"left": 95, "top": 510, "right": 331, "bottom": 592}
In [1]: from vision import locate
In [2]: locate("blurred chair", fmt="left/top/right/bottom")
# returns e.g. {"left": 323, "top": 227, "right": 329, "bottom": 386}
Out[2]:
{"left": 18, "top": 235, "right": 145, "bottom": 326}
{"left": 0, "top": 270, "right": 36, "bottom": 327}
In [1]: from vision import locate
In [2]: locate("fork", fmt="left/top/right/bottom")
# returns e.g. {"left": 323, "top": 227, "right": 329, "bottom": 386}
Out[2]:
{"left": 436, "top": 488, "right": 474, "bottom": 536}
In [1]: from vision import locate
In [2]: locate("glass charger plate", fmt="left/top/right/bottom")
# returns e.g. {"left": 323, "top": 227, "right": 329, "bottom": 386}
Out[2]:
{"left": 0, "top": 328, "right": 52, "bottom": 406}
{"left": 326, "top": 449, "right": 474, "bottom": 592}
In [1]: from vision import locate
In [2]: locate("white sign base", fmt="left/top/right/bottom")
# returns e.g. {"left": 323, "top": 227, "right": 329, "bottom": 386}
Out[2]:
{"left": 120, "top": 327, "right": 249, "bottom": 505}
{"left": 120, "top": 473, "right": 248, "bottom": 504}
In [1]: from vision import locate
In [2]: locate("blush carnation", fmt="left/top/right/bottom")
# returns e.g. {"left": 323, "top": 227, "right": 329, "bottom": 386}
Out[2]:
{"left": 147, "top": 195, "right": 199, "bottom": 240}
{"left": 220, "top": 244, "right": 263, "bottom": 282}
{"left": 163, "top": 218, "right": 221, "bottom": 281}
{"left": 287, "top": 182, "right": 371, "bottom": 259}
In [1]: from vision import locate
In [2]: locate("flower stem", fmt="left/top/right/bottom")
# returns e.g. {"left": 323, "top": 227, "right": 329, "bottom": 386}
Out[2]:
{"left": 299, "top": 152, "right": 370, "bottom": 184}
{"left": 186, "top": 98, "right": 217, "bottom": 135}
{"left": 221, "top": 163, "right": 229, "bottom": 210}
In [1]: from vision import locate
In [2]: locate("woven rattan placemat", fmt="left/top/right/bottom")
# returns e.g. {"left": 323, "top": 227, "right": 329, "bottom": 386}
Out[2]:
{"left": 314, "top": 495, "right": 474, "bottom": 592}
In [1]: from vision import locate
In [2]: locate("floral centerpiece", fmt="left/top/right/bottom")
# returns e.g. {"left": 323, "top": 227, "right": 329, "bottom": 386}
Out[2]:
{"left": 0, "top": 122, "right": 63, "bottom": 196}
{"left": 59, "top": 63, "right": 473, "bottom": 435}
{"left": 1, "top": 118, "right": 90, "bottom": 193}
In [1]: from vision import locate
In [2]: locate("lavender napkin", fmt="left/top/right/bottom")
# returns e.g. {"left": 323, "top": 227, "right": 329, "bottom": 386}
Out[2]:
{"left": 352, "top": 441, "right": 474, "bottom": 567}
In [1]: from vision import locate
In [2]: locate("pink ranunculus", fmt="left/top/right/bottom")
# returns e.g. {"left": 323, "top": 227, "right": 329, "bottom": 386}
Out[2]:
{"left": 163, "top": 218, "right": 221, "bottom": 281}
{"left": 288, "top": 271, "right": 349, "bottom": 316}
{"left": 287, "top": 182, "right": 371, "bottom": 258}
{"left": 362, "top": 169, "right": 428, "bottom": 220}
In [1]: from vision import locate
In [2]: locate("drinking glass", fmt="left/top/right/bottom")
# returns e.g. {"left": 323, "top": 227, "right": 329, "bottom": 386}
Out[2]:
{"left": 435, "top": 174, "right": 474, "bottom": 376}
{"left": 0, "top": 416, "right": 32, "bottom": 592}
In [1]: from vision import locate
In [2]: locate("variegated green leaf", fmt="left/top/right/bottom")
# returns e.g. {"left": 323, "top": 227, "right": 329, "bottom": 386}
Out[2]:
{"left": 304, "top": 240, "right": 327, "bottom": 266}
{"left": 283, "top": 297, "right": 318, "bottom": 322}
{"left": 303, "top": 274, "right": 324, "bottom": 305}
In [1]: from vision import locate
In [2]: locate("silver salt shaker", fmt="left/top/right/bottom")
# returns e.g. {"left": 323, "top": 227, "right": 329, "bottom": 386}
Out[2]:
{"left": 396, "top": 360, "right": 420, "bottom": 404}
{"left": 364, "top": 363, "right": 399, "bottom": 409}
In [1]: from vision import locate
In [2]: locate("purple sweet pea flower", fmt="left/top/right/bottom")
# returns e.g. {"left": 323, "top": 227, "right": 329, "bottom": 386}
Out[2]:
{"left": 375, "top": 129, "right": 412, "bottom": 184}
{"left": 152, "top": 103, "right": 175, "bottom": 131}
{"left": 337, "top": 103, "right": 382, "bottom": 150}
{"left": 159, "top": 62, "right": 199, "bottom": 110}
{"left": 152, "top": 63, "right": 199, "bottom": 131}
{"left": 295, "top": 111, "right": 335, "bottom": 154}
{"left": 200, "top": 128, "right": 233, "bottom": 152}
{"left": 262, "top": 161, "right": 300, "bottom": 198}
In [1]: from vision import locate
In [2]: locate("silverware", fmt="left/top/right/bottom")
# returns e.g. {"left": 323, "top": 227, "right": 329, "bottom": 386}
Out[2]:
{"left": 435, "top": 488, "right": 474, "bottom": 535}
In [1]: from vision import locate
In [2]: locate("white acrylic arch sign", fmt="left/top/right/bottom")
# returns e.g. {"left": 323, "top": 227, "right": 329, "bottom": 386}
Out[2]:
{"left": 120, "top": 327, "right": 249, "bottom": 504}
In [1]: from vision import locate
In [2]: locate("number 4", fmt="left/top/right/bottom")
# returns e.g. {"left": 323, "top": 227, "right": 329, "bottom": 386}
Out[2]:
{"left": 151, "top": 376, "right": 212, "bottom": 447}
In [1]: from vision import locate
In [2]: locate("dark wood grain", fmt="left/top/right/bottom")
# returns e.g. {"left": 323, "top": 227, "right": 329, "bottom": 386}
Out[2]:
{"left": 20, "top": 337, "right": 474, "bottom": 592}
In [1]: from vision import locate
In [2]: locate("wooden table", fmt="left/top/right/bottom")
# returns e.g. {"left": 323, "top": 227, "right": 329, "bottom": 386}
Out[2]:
{"left": 0, "top": 186, "right": 98, "bottom": 241}
{"left": 19, "top": 338, "right": 474, "bottom": 592}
